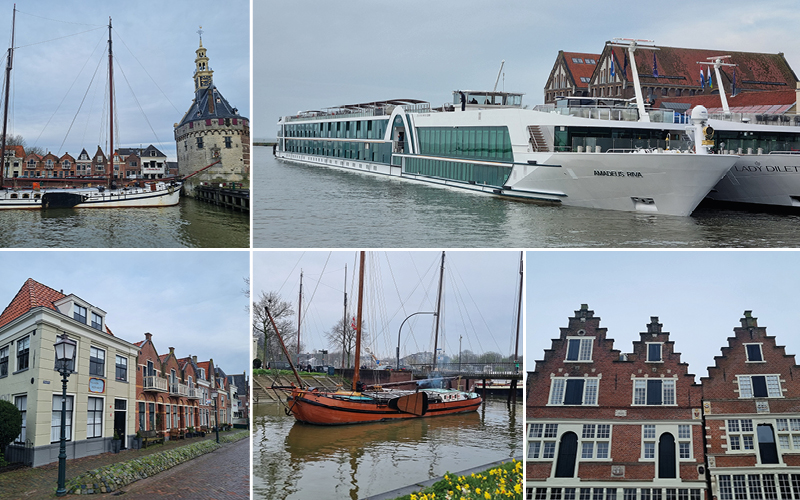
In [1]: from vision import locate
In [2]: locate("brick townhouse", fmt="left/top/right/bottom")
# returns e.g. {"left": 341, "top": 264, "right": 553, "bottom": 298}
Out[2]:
{"left": 702, "top": 311, "right": 800, "bottom": 500}
{"left": 527, "top": 305, "right": 707, "bottom": 500}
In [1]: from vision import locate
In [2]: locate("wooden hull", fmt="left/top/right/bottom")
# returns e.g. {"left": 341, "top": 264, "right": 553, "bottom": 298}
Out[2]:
{"left": 0, "top": 182, "right": 181, "bottom": 209}
{"left": 287, "top": 388, "right": 482, "bottom": 425}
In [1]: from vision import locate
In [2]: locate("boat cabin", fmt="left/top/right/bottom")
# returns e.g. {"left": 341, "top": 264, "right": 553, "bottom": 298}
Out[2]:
{"left": 451, "top": 90, "right": 524, "bottom": 111}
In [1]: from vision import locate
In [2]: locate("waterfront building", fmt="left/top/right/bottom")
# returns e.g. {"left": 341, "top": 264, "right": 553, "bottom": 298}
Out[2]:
{"left": 701, "top": 311, "right": 800, "bottom": 500}
{"left": 545, "top": 43, "right": 798, "bottom": 106}
{"left": 75, "top": 148, "right": 91, "bottom": 177}
{"left": 174, "top": 31, "right": 249, "bottom": 195}
{"left": 226, "top": 372, "right": 249, "bottom": 423}
{"left": 527, "top": 305, "right": 706, "bottom": 499}
{"left": 544, "top": 51, "right": 601, "bottom": 103}
{"left": 2, "top": 145, "right": 25, "bottom": 179}
{"left": 0, "top": 279, "right": 140, "bottom": 467}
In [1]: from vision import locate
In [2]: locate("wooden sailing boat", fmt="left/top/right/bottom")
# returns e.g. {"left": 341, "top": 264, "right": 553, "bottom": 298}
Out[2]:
{"left": 268, "top": 251, "right": 482, "bottom": 426}
{"left": 0, "top": 9, "right": 181, "bottom": 209}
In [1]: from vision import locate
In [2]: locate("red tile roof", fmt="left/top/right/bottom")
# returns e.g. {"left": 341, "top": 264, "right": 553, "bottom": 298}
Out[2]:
{"left": 0, "top": 278, "right": 113, "bottom": 336}
{"left": 0, "top": 278, "right": 65, "bottom": 329}
{"left": 609, "top": 44, "right": 797, "bottom": 92}
{"left": 563, "top": 52, "right": 600, "bottom": 86}
{"left": 3, "top": 145, "right": 25, "bottom": 158}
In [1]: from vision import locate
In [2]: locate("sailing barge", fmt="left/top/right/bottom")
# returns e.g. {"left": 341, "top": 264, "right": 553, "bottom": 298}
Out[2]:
{"left": 269, "top": 251, "right": 482, "bottom": 426}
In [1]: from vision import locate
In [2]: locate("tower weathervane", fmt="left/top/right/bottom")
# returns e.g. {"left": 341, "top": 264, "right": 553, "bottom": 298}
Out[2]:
{"left": 197, "top": 26, "right": 203, "bottom": 43}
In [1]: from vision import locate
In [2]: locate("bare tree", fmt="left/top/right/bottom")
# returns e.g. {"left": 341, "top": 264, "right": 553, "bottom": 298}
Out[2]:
{"left": 324, "top": 317, "right": 368, "bottom": 368}
{"left": 252, "top": 291, "right": 300, "bottom": 367}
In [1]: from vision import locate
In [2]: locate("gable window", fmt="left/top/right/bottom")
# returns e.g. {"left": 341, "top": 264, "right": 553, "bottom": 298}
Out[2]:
{"left": 566, "top": 337, "right": 594, "bottom": 361}
{"left": 746, "top": 344, "right": 764, "bottom": 362}
{"left": 549, "top": 378, "right": 599, "bottom": 405}
{"left": 738, "top": 375, "right": 781, "bottom": 398}
{"left": 91, "top": 312, "right": 103, "bottom": 331}
{"left": 647, "top": 343, "right": 663, "bottom": 362}
{"left": 633, "top": 378, "right": 676, "bottom": 405}
{"left": 115, "top": 355, "right": 127, "bottom": 381}
{"left": 146, "top": 360, "right": 155, "bottom": 377}
{"left": 89, "top": 347, "right": 105, "bottom": 376}
{"left": 0, "top": 346, "right": 8, "bottom": 377}
{"left": 74, "top": 305, "right": 87, "bottom": 324}
{"left": 16, "top": 336, "right": 30, "bottom": 371}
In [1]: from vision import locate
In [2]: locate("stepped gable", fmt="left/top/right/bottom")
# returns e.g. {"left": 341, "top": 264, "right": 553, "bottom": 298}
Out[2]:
{"left": 701, "top": 310, "right": 800, "bottom": 412}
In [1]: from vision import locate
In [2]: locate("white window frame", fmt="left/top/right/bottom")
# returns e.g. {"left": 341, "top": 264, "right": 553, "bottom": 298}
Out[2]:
{"left": 632, "top": 378, "right": 677, "bottom": 406}
{"left": 527, "top": 423, "right": 559, "bottom": 460}
{"left": 737, "top": 374, "right": 782, "bottom": 399}
{"left": 548, "top": 377, "right": 600, "bottom": 406}
{"left": 646, "top": 342, "right": 663, "bottom": 363}
{"left": 744, "top": 343, "right": 765, "bottom": 363}
{"left": 87, "top": 396, "right": 104, "bottom": 439}
{"left": 14, "top": 395, "right": 26, "bottom": 444}
{"left": 727, "top": 419, "right": 756, "bottom": 452}
{"left": 565, "top": 337, "right": 594, "bottom": 362}
{"left": 89, "top": 346, "right": 105, "bottom": 377}
{"left": 51, "top": 394, "right": 74, "bottom": 443}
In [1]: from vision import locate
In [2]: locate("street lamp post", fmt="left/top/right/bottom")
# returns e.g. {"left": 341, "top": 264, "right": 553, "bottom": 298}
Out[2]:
{"left": 54, "top": 334, "right": 77, "bottom": 497}
{"left": 397, "top": 311, "right": 436, "bottom": 371}
{"left": 211, "top": 391, "right": 219, "bottom": 443}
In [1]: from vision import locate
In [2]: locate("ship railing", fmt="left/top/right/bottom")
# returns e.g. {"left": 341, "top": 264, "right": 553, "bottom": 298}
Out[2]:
{"left": 708, "top": 112, "right": 800, "bottom": 127}
{"left": 283, "top": 106, "right": 393, "bottom": 123}
{"left": 564, "top": 138, "right": 693, "bottom": 153}
{"left": 409, "top": 362, "right": 521, "bottom": 378}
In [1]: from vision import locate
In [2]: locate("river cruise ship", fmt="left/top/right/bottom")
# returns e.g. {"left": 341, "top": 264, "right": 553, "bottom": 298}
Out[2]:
{"left": 276, "top": 91, "right": 737, "bottom": 216}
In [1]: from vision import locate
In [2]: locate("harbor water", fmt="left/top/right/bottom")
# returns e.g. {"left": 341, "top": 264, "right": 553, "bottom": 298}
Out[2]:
{"left": 253, "top": 146, "right": 800, "bottom": 248}
{"left": 252, "top": 397, "right": 522, "bottom": 500}
{"left": 0, "top": 196, "right": 249, "bottom": 248}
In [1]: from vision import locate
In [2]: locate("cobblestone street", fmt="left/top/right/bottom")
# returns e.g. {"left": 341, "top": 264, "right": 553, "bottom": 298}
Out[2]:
{"left": 97, "top": 437, "right": 249, "bottom": 499}
{"left": 0, "top": 433, "right": 245, "bottom": 499}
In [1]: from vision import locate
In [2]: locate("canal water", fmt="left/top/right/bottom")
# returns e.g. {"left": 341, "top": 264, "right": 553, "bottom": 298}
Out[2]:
{"left": 253, "top": 146, "right": 800, "bottom": 248}
{"left": 0, "top": 196, "right": 249, "bottom": 248}
{"left": 252, "top": 397, "right": 522, "bottom": 500}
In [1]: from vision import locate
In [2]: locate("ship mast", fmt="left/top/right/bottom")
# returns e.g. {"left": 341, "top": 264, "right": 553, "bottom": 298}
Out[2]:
{"left": 107, "top": 17, "right": 114, "bottom": 188}
{"left": 0, "top": 5, "right": 16, "bottom": 189}
{"left": 297, "top": 270, "right": 302, "bottom": 362}
{"left": 352, "top": 251, "right": 365, "bottom": 392}
{"left": 432, "top": 251, "right": 445, "bottom": 372}
{"left": 509, "top": 251, "right": 523, "bottom": 404}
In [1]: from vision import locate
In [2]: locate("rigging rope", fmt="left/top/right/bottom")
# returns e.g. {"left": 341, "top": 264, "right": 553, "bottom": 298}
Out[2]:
{"left": 15, "top": 10, "right": 104, "bottom": 28}
{"left": 57, "top": 37, "right": 106, "bottom": 154}
{"left": 114, "top": 55, "right": 167, "bottom": 149}
{"left": 13, "top": 26, "right": 105, "bottom": 50}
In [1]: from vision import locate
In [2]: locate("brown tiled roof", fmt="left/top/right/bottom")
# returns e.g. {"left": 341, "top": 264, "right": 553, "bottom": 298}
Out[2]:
{"left": 609, "top": 44, "right": 797, "bottom": 91}
{"left": 0, "top": 279, "right": 113, "bottom": 336}
{"left": 3, "top": 145, "right": 25, "bottom": 157}
{"left": 563, "top": 52, "right": 600, "bottom": 86}
{"left": 0, "top": 278, "right": 65, "bottom": 329}
{"left": 133, "top": 340, "right": 145, "bottom": 347}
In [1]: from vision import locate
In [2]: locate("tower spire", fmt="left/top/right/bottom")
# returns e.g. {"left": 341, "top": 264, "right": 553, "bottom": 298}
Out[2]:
{"left": 193, "top": 26, "right": 212, "bottom": 91}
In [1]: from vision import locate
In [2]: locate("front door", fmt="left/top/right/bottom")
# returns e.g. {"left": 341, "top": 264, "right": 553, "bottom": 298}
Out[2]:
{"left": 114, "top": 399, "right": 127, "bottom": 450}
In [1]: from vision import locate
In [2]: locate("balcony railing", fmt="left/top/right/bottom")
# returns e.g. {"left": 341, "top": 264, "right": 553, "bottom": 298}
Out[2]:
{"left": 143, "top": 375, "right": 168, "bottom": 392}
{"left": 187, "top": 387, "right": 198, "bottom": 399}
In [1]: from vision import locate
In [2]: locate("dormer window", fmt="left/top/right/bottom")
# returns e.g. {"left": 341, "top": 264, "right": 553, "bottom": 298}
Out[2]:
{"left": 74, "top": 305, "right": 87, "bottom": 324}
{"left": 746, "top": 343, "right": 764, "bottom": 362}
{"left": 91, "top": 312, "right": 103, "bottom": 331}
{"left": 647, "top": 343, "right": 663, "bottom": 362}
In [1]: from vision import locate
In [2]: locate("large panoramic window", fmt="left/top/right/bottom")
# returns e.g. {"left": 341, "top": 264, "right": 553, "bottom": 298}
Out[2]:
{"left": 416, "top": 126, "right": 513, "bottom": 162}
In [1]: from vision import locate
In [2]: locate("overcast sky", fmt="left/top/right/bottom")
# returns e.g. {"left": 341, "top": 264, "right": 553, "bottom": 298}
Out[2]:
{"left": 0, "top": 0, "right": 249, "bottom": 161}
{"left": 253, "top": 251, "right": 523, "bottom": 364}
{"left": 0, "top": 251, "right": 250, "bottom": 377}
{"left": 526, "top": 251, "right": 800, "bottom": 382}
{"left": 254, "top": 0, "right": 800, "bottom": 140}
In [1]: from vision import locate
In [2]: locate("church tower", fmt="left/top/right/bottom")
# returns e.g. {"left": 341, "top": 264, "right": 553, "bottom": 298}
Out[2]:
{"left": 174, "top": 28, "right": 249, "bottom": 196}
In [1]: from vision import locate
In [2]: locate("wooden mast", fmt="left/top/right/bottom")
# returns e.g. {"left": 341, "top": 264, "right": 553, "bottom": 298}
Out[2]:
{"left": 297, "top": 270, "right": 302, "bottom": 362}
{"left": 107, "top": 17, "right": 113, "bottom": 188}
{"left": 432, "top": 251, "right": 445, "bottom": 371}
{"left": 509, "top": 251, "right": 523, "bottom": 404}
{"left": 352, "top": 251, "right": 365, "bottom": 392}
{"left": 0, "top": 5, "right": 16, "bottom": 189}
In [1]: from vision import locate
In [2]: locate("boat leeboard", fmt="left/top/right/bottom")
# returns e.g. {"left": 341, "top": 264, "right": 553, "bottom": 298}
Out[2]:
{"left": 390, "top": 391, "right": 428, "bottom": 416}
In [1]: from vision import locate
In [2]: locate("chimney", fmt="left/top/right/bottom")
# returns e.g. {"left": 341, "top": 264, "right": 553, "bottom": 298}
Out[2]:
{"left": 741, "top": 310, "right": 758, "bottom": 328}
{"left": 192, "top": 355, "right": 197, "bottom": 364}
{"left": 144, "top": 332, "right": 152, "bottom": 341}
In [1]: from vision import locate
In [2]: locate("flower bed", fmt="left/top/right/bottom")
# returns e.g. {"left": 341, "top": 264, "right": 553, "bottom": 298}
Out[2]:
{"left": 395, "top": 459, "right": 522, "bottom": 500}
{"left": 65, "top": 431, "right": 249, "bottom": 495}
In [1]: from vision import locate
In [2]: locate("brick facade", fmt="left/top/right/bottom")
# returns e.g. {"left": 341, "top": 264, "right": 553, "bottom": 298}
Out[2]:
{"left": 527, "top": 305, "right": 707, "bottom": 500}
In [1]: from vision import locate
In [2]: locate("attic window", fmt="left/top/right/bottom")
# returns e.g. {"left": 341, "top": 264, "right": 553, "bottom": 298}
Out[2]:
{"left": 585, "top": 58, "right": 596, "bottom": 64}
{"left": 580, "top": 77, "right": 591, "bottom": 83}
{"left": 745, "top": 344, "right": 764, "bottom": 362}
{"left": 646, "top": 343, "right": 663, "bottom": 362}
{"left": 565, "top": 337, "right": 593, "bottom": 362}
{"left": 572, "top": 57, "right": 584, "bottom": 64}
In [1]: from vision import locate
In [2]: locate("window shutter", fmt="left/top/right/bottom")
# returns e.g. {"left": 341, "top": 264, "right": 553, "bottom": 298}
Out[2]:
{"left": 647, "top": 380, "right": 663, "bottom": 405}
{"left": 564, "top": 379, "right": 585, "bottom": 405}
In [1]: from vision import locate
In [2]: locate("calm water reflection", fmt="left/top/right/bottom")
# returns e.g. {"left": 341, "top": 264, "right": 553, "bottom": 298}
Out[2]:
{"left": 0, "top": 196, "right": 249, "bottom": 248}
{"left": 252, "top": 398, "right": 521, "bottom": 500}
{"left": 253, "top": 146, "right": 800, "bottom": 248}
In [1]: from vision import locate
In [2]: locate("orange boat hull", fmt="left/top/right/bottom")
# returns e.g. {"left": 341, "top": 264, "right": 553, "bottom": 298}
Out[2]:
{"left": 287, "top": 389, "right": 482, "bottom": 425}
